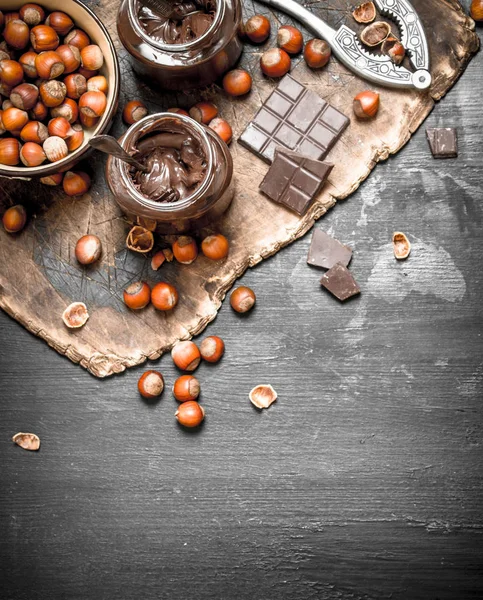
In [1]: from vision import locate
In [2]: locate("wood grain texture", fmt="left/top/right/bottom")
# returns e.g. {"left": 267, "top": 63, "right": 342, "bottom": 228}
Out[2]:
{"left": 0, "top": 0, "right": 479, "bottom": 377}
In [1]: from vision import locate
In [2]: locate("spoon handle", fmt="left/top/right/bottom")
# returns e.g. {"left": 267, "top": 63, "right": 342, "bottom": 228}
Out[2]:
{"left": 89, "top": 135, "right": 149, "bottom": 173}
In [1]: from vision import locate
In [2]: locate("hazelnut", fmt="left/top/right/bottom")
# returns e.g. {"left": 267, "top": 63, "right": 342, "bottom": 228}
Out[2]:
{"left": 20, "top": 120, "right": 49, "bottom": 143}
{"left": 260, "top": 48, "right": 291, "bottom": 78}
{"left": 55, "top": 44, "right": 81, "bottom": 74}
{"left": 392, "top": 232, "right": 411, "bottom": 260}
{"left": 51, "top": 97, "right": 79, "bottom": 123}
{"left": 29, "top": 100, "right": 48, "bottom": 121}
{"left": 230, "top": 286, "right": 256, "bottom": 313}
{"left": 79, "top": 113, "right": 98, "bottom": 129}
{"left": 80, "top": 45, "right": 104, "bottom": 71}
{"left": 62, "top": 301, "right": 89, "bottom": 328}
{"left": 0, "top": 138, "right": 20, "bottom": 165}
{"left": 222, "top": 69, "right": 252, "bottom": 97}
{"left": 360, "top": 21, "right": 391, "bottom": 46}
{"left": 200, "top": 336, "right": 225, "bottom": 363}
{"left": 171, "top": 341, "right": 201, "bottom": 371}
{"left": 86, "top": 75, "right": 108, "bottom": 94}
{"left": 20, "top": 141, "right": 46, "bottom": 166}
{"left": 151, "top": 282, "right": 178, "bottom": 311}
{"left": 352, "top": 2, "right": 376, "bottom": 24}
{"left": 304, "top": 39, "right": 331, "bottom": 69}
{"left": 2, "top": 107, "right": 29, "bottom": 132}
{"left": 189, "top": 101, "right": 218, "bottom": 124}
{"left": 249, "top": 384, "right": 278, "bottom": 409}
{"left": 19, "top": 4, "right": 46, "bottom": 26}
{"left": 64, "top": 29, "right": 91, "bottom": 50}
{"left": 167, "top": 107, "right": 189, "bottom": 116}
{"left": 62, "top": 171, "right": 91, "bottom": 196}
{"left": 209, "top": 118, "right": 232, "bottom": 144}
{"left": 43, "top": 135, "right": 68, "bottom": 162}
{"left": 48, "top": 116, "right": 75, "bottom": 139}
{"left": 77, "top": 66, "right": 98, "bottom": 80}
{"left": 79, "top": 90, "right": 107, "bottom": 118}
{"left": 126, "top": 225, "right": 154, "bottom": 253}
{"left": 122, "top": 100, "right": 148, "bottom": 125}
{"left": 19, "top": 52, "right": 39, "bottom": 79}
{"left": 172, "top": 236, "right": 198, "bottom": 265}
{"left": 470, "top": 0, "right": 483, "bottom": 21}
{"left": 10, "top": 83, "right": 39, "bottom": 111}
{"left": 39, "top": 80, "right": 67, "bottom": 107}
{"left": 138, "top": 370, "right": 164, "bottom": 399}
{"left": 12, "top": 432, "right": 40, "bottom": 451}
{"left": 35, "top": 51, "right": 65, "bottom": 80}
{"left": 123, "top": 281, "right": 151, "bottom": 310}
{"left": 353, "top": 90, "right": 380, "bottom": 119}
{"left": 66, "top": 124, "right": 84, "bottom": 152}
{"left": 40, "top": 172, "right": 63, "bottom": 186}
{"left": 75, "top": 234, "right": 102, "bottom": 265}
{"left": 2, "top": 204, "right": 26, "bottom": 233}
{"left": 277, "top": 25, "right": 303, "bottom": 55}
{"left": 173, "top": 375, "right": 200, "bottom": 402}
{"left": 244, "top": 15, "right": 271, "bottom": 44}
{"left": 201, "top": 233, "right": 229, "bottom": 260}
{"left": 175, "top": 401, "right": 205, "bottom": 428}
{"left": 4, "top": 19, "right": 30, "bottom": 50}
{"left": 45, "top": 12, "right": 74, "bottom": 37}
{"left": 30, "top": 25, "right": 60, "bottom": 52}
{"left": 381, "top": 36, "right": 405, "bottom": 65}
{"left": 151, "top": 250, "right": 166, "bottom": 271}
{"left": 0, "top": 59, "right": 24, "bottom": 87}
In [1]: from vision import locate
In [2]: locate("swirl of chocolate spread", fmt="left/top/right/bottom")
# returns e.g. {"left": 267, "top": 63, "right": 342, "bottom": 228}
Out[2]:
{"left": 132, "top": 131, "right": 207, "bottom": 202}
{"left": 137, "top": 1, "right": 217, "bottom": 45}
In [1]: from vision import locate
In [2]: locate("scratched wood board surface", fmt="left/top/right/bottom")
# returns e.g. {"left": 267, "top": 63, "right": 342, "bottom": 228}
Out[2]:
{"left": 0, "top": 0, "right": 479, "bottom": 377}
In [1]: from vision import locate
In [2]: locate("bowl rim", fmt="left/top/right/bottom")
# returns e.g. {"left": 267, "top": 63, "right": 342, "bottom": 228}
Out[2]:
{"left": 0, "top": 0, "right": 121, "bottom": 179}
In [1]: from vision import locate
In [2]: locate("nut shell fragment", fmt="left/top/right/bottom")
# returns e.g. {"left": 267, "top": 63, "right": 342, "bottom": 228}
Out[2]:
{"left": 62, "top": 301, "right": 89, "bottom": 328}
{"left": 353, "top": 2, "right": 376, "bottom": 24}
{"left": 126, "top": 225, "right": 154, "bottom": 253}
{"left": 12, "top": 432, "right": 40, "bottom": 451}
{"left": 249, "top": 384, "right": 278, "bottom": 409}
{"left": 360, "top": 21, "right": 391, "bottom": 46}
{"left": 393, "top": 232, "right": 411, "bottom": 260}
{"left": 381, "top": 36, "right": 406, "bottom": 65}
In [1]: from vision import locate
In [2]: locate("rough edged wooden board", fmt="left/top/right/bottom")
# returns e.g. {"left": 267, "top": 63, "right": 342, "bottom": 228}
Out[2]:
{"left": 0, "top": 0, "right": 479, "bottom": 377}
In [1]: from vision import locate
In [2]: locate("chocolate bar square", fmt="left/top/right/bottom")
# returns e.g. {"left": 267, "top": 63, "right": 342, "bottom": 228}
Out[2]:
{"left": 239, "top": 74, "right": 350, "bottom": 164}
{"left": 259, "top": 148, "right": 333, "bottom": 216}
{"left": 426, "top": 128, "right": 458, "bottom": 158}
{"left": 307, "top": 229, "right": 352, "bottom": 269}
{"left": 320, "top": 263, "right": 360, "bottom": 302}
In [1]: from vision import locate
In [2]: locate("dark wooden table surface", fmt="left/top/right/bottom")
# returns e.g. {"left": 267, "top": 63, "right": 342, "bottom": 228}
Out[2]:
{"left": 1, "top": 2, "right": 482, "bottom": 599}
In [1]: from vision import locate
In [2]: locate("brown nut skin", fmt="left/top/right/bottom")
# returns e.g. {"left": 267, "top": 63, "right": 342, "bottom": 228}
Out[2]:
{"left": 123, "top": 281, "right": 151, "bottom": 310}
{"left": 352, "top": 2, "right": 376, "bottom": 24}
{"left": 353, "top": 90, "right": 380, "bottom": 119}
{"left": 260, "top": 48, "right": 291, "bottom": 78}
{"left": 471, "top": 0, "right": 483, "bottom": 21}
{"left": 245, "top": 15, "right": 271, "bottom": 44}
{"left": 151, "top": 282, "right": 179, "bottom": 311}
{"left": 173, "top": 375, "right": 200, "bottom": 402}
{"left": 304, "top": 39, "right": 331, "bottom": 68}
{"left": 62, "top": 301, "right": 89, "bottom": 328}
{"left": 75, "top": 234, "right": 102, "bottom": 265}
{"left": 277, "top": 25, "right": 303, "bottom": 55}
{"left": 172, "top": 236, "right": 198, "bottom": 265}
{"left": 230, "top": 286, "right": 256, "bottom": 313}
{"left": 175, "top": 401, "right": 205, "bottom": 428}
{"left": 3, "top": 205, "right": 27, "bottom": 233}
{"left": 201, "top": 234, "right": 229, "bottom": 260}
{"left": 138, "top": 370, "right": 164, "bottom": 399}
{"left": 200, "top": 336, "right": 225, "bottom": 363}
{"left": 62, "top": 171, "right": 91, "bottom": 196}
{"left": 123, "top": 100, "right": 148, "bottom": 125}
{"left": 171, "top": 341, "right": 201, "bottom": 372}
{"left": 222, "top": 69, "right": 252, "bottom": 97}
{"left": 209, "top": 118, "right": 233, "bottom": 144}
{"left": 189, "top": 101, "right": 218, "bottom": 124}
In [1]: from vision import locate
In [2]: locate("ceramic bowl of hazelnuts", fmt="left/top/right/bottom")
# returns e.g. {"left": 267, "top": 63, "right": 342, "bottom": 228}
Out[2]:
{"left": 0, "top": 1, "right": 120, "bottom": 179}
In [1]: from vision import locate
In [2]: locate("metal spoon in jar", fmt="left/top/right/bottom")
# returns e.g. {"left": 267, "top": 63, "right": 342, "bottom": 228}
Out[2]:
{"left": 89, "top": 135, "right": 149, "bottom": 173}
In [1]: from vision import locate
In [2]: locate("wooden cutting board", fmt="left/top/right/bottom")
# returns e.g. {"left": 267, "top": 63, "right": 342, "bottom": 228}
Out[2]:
{"left": 0, "top": 0, "right": 479, "bottom": 377}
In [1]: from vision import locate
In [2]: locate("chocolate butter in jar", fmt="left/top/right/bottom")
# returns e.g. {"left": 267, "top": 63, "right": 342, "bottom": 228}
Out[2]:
{"left": 117, "top": 0, "right": 243, "bottom": 90}
{"left": 106, "top": 113, "right": 234, "bottom": 234}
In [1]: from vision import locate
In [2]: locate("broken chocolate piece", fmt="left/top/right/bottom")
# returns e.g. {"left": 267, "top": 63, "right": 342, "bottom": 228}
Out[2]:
{"left": 426, "top": 128, "right": 458, "bottom": 158}
{"left": 259, "top": 148, "right": 333, "bottom": 216}
{"left": 320, "top": 262, "right": 360, "bottom": 301}
{"left": 239, "top": 74, "right": 349, "bottom": 164}
{"left": 307, "top": 229, "right": 352, "bottom": 269}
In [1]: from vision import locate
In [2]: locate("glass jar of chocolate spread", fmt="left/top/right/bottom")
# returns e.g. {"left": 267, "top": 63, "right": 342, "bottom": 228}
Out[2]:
{"left": 117, "top": 0, "right": 243, "bottom": 90}
{"left": 106, "top": 113, "right": 234, "bottom": 234}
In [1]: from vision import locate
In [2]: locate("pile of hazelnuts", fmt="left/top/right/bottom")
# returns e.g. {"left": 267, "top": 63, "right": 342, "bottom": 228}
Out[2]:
{"left": 0, "top": 3, "right": 107, "bottom": 195}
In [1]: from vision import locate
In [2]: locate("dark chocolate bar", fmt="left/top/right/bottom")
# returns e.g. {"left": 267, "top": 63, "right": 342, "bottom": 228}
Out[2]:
{"left": 307, "top": 229, "right": 352, "bottom": 269}
{"left": 320, "top": 262, "right": 360, "bottom": 302}
{"left": 259, "top": 149, "right": 333, "bottom": 216}
{"left": 426, "top": 128, "right": 458, "bottom": 158}
{"left": 239, "top": 74, "right": 350, "bottom": 164}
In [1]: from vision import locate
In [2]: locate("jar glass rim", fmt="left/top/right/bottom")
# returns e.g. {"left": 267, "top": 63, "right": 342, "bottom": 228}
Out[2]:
{"left": 118, "top": 113, "right": 215, "bottom": 212}
{"left": 127, "top": 0, "right": 224, "bottom": 52}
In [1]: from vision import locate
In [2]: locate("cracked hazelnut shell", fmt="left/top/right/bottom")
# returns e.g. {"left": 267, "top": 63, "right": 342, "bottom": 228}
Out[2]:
{"left": 360, "top": 21, "right": 391, "bottom": 46}
{"left": 249, "top": 384, "right": 278, "bottom": 409}
{"left": 12, "top": 432, "right": 40, "bottom": 451}
{"left": 352, "top": 2, "right": 376, "bottom": 24}
{"left": 62, "top": 301, "right": 89, "bottom": 328}
{"left": 126, "top": 225, "right": 154, "bottom": 253}
{"left": 392, "top": 232, "right": 411, "bottom": 260}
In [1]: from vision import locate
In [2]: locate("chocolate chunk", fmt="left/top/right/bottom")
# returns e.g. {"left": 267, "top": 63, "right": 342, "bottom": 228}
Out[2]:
{"left": 426, "top": 128, "right": 458, "bottom": 158}
{"left": 239, "top": 74, "right": 350, "bottom": 164}
{"left": 307, "top": 229, "right": 352, "bottom": 269}
{"left": 259, "top": 149, "right": 333, "bottom": 216}
{"left": 320, "top": 262, "right": 360, "bottom": 301}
